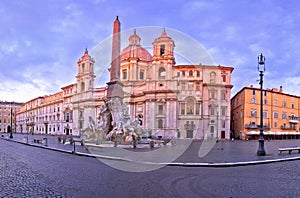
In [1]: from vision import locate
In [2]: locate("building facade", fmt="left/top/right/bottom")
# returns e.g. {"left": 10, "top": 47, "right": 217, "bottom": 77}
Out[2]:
{"left": 16, "top": 19, "right": 234, "bottom": 139}
{"left": 0, "top": 101, "right": 24, "bottom": 133}
{"left": 231, "top": 85, "right": 300, "bottom": 140}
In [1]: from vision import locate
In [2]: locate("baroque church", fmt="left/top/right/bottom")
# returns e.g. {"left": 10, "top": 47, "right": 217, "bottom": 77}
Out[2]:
{"left": 16, "top": 17, "right": 233, "bottom": 140}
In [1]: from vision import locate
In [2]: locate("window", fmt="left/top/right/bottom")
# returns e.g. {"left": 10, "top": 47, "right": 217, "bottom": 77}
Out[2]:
{"left": 196, "top": 81, "right": 201, "bottom": 91}
{"left": 181, "top": 103, "right": 185, "bottom": 115}
{"left": 274, "top": 111, "right": 278, "bottom": 119}
{"left": 264, "top": 99, "right": 268, "bottom": 105}
{"left": 188, "top": 82, "right": 193, "bottom": 91}
{"left": 139, "top": 70, "right": 144, "bottom": 80}
{"left": 210, "top": 72, "right": 216, "bottom": 83}
{"left": 251, "top": 98, "right": 256, "bottom": 104}
{"left": 160, "top": 44, "right": 165, "bottom": 56}
{"left": 282, "top": 112, "right": 287, "bottom": 119}
{"left": 158, "top": 105, "right": 163, "bottom": 114}
{"left": 181, "top": 81, "right": 186, "bottom": 91}
{"left": 186, "top": 99, "right": 194, "bottom": 115}
{"left": 282, "top": 101, "right": 286, "bottom": 107}
{"left": 222, "top": 75, "right": 226, "bottom": 82}
{"left": 81, "top": 82, "right": 85, "bottom": 92}
{"left": 158, "top": 67, "right": 166, "bottom": 79}
{"left": 189, "top": 70, "right": 193, "bottom": 76}
{"left": 210, "top": 107, "right": 215, "bottom": 116}
{"left": 252, "top": 90, "right": 256, "bottom": 95}
{"left": 158, "top": 119, "right": 163, "bottom": 129}
{"left": 177, "top": 72, "right": 180, "bottom": 77}
{"left": 210, "top": 90, "right": 217, "bottom": 99}
{"left": 222, "top": 120, "right": 226, "bottom": 128}
{"left": 251, "top": 109, "right": 257, "bottom": 117}
{"left": 182, "top": 71, "right": 185, "bottom": 76}
{"left": 196, "top": 103, "right": 200, "bottom": 115}
{"left": 292, "top": 103, "right": 295, "bottom": 109}
{"left": 263, "top": 111, "right": 268, "bottom": 118}
{"left": 221, "top": 91, "right": 226, "bottom": 100}
{"left": 197, "top": 71, "right": 200, "bottom": 77}
{"left": 82, "top": 63, "right": 85, "bottom": 72}
{"left": 221, "top": 107, "right": 226, "bottom": 116}
{"left": 264, "top": 91, "right": 267, "bottom": 96}
{"left": 122, "top": 69, "right": 127, "bottom": 80}
{"left": 274, "top": 100, "right": 277, "bottom": 106}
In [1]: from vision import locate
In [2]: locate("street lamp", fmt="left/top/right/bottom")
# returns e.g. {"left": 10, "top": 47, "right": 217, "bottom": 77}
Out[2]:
{"left": 257, "top": 53, "right": 266, "bottom": 156}
{"left": 9, "top": 102, "right": 13, "bottom": 139}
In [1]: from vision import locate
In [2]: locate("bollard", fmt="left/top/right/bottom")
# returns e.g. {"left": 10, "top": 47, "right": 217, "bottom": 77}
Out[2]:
{"left": 24, "top": 136, "right": 28, "bottom": 144}
{"left": 73, "top": 140, "right": 76, "bottom": 153}
{"left": 43, "top": 137, "right": 48, "bottom": 146}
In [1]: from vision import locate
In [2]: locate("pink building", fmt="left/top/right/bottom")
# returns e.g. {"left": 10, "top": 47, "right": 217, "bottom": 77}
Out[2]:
{"left": 17, "top": 18, "right": 234, "bottom": 139}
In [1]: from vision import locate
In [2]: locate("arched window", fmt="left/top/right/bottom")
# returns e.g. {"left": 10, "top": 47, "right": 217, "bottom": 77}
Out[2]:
{"left": 210, "top": 72, "right": 216, "bottom": 83}
{"left": 189, "top": 70, "right": 193, "bottom": 76}
{"left": 81, "top": 82, "right": 85, "bottom": 92}
{"left": 82, "top": 63, "right": 85, "bottom": 73}
{"left": 186, "top": 98, "right": 194, "bottom": 115}
{"left": 158, "top": 67, "right": 166, "bottom": 79}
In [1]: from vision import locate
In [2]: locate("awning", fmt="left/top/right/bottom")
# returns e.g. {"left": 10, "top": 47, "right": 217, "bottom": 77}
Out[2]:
{"left": 246, "top": 131, "right": 300, "bottom": 136}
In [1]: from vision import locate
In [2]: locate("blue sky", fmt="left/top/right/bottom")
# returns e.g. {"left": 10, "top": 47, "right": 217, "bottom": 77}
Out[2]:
{"left": 1, "top": 0, "right": 300, "bottom": 102}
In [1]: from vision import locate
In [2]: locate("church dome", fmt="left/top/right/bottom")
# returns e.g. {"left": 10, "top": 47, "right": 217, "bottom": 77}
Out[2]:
{"left": 120, "top": 29, "right": 152, "bottom": 61}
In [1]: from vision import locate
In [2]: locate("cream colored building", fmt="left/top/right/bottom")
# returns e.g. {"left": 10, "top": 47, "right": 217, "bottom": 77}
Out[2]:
{"left": 16, "top": 22, "right": 234, "bottom": 139}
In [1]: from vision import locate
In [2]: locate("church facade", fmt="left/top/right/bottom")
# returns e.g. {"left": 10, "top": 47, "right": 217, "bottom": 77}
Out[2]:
{"left": 16, "top": 18, "right": 234, "bottom": 140}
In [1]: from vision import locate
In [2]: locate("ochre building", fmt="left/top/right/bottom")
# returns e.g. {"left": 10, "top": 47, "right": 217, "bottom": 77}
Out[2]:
{"left": 231, "top": 85, "right": 300, "bottom": 140}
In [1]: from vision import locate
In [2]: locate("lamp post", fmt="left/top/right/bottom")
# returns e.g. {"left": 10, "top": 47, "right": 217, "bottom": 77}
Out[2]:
{"left": 9, "top": 102, "right": 13, "bottom": 139}
{"left": 257, "top": 53, "right": 266, "bottom": 156}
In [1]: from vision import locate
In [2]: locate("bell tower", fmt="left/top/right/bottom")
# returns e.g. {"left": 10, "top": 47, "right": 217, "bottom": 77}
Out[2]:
{"left": 152, "top": 29, "right": 175, "bottom": 62}
{"left": 73, "top": 48, "right": 96, "bottom": 135}
{"left": 152, "top": 29, "right": 175, "bottom": 80}
{"left": 76, "top": 48, "right": 95, "bottom": 93}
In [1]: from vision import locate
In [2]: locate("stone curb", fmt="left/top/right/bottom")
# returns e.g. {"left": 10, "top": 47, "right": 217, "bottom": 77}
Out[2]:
{"left": 2, "top": 137, "right": 300, "bottom": 167}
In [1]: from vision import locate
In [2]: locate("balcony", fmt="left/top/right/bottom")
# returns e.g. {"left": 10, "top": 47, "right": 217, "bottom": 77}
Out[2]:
{"left": 244, "top": 124, "right": 258, "bottom": 129}
{"left": 288, "top": 116, "right": 299, "bottom": 123}
{"left": 245, "top": 124, "right": 270, "bottom": 130}
{"left": 281, "top": 125, "right": 296, "bottom": 130}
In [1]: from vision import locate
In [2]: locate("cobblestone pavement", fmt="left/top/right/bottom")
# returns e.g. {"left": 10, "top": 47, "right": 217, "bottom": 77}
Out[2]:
{"left": 3, "top": 133, "right": 300, "bottom": 164}
{"left": 1, "top": 138, "right": 300, "bottom": 197}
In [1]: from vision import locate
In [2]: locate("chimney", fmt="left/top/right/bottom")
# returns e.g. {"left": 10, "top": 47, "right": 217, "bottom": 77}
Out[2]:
{"left": 279, "top": 86, "right": 283, "bottom": 93}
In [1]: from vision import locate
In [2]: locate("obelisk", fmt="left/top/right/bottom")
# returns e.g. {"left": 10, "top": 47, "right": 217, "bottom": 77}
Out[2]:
{"left": 107, "top": 16, "right": 124, "bottom": 99}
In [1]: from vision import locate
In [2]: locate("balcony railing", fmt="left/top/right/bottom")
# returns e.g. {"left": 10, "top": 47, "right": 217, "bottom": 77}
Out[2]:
{"left": 281, "top": 125, "right": 296, "bottom": 130}
{"left": 245, "top": 124, "right": 270, "bottom": 130}
{"left": 244, "top": 124, "right": 258, "bottom": 129}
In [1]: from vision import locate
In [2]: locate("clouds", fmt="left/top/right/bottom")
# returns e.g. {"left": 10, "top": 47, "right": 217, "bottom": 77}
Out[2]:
{"left": 0, "top": 0, "right": 299, "bottom": 102}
